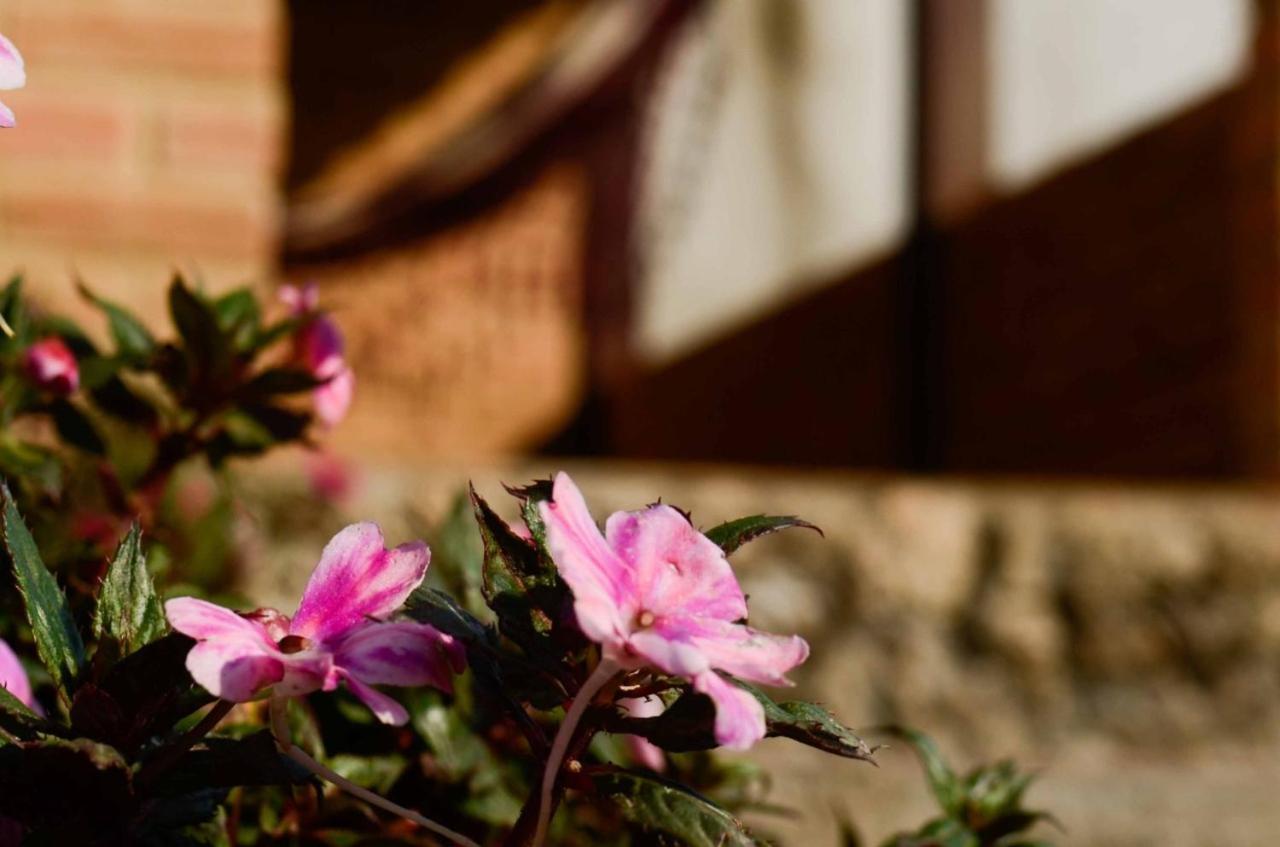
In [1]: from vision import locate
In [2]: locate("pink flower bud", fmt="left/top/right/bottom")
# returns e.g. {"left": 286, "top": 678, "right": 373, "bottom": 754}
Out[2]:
{"left": 23, "top": 338, "right": 80, "bottom": 395}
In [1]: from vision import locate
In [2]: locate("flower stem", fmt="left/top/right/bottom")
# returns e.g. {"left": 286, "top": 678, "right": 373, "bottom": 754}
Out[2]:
{"left": 532, "top": 658, "right": 621, "bottom": 847}
{"left": 136, "top": 699, "right": 235, "bottom": 788}
{"left": 268, "top": 697, "right": 480, "bottom": 847}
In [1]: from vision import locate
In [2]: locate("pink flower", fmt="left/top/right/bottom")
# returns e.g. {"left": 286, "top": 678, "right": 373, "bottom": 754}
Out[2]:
{"left": 0, "top": 32, "right": 24, "bottom": 129}
{"left": 0, "top": 638, "right": 36, "bottom": 712}
{"left": 280, "top": 284, "right": 354, "bottom": 427}
{"left": 166, "top": 523, "right": 462, "bottom": 725}
{"left": 23, "top": 337, "right": 79, "bottom": 395}
{"left": 540, "top": 472, "right": 809, "bottom": 751}
{"left": 618, "top": 695, "right": 666, "bottom": 771}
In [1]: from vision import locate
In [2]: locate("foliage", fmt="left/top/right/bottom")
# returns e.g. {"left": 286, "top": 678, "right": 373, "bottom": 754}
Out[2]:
{"left": 0, "top": 274, "right": 1061, "bottom": 847}
{"left": 867, "top": 727, "right": 1059, "bottom": 847}
{"left": 0, "top": 274, "right": 324, "bottom": 637}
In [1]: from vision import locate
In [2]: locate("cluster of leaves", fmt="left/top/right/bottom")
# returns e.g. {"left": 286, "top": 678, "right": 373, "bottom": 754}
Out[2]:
{"left": 0, "top": 274, "right": 324, "bottom": 637}
{"left": 858, "top": 728, "right": 1058, "bottom": 847}
{"left": 0, "top": 485, "right": 312, "bottom": 845}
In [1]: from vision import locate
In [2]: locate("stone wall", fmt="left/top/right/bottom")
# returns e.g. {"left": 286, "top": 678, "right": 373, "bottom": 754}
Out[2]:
{"left": 240, "top": 460, "right": 1280, "bottom": 846}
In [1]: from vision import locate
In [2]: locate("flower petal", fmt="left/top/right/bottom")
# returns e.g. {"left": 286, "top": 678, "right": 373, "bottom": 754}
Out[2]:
{"left": 166, "top": 597, "right": 276, "bottom": 648}
{"left": 0, "top": 638, "right": 35, "bottom": 711}
{"left": 299, "top": 315, "right": 345, "bottom": 370}
{"left": 693, "top": 671, "right": 766, "bottom": 751}
{"left": 275, "top": 651, "right": 337, "bottom": 697}
{"left": 0, "top": 100, "right": 13, "bottom": 129}
{"left": 540, "top": 472, "right": 636, "bottom": 645}
{"left": 332, "top": 621, "right": 459, "bottom": 693}
{"left": 290, "top": 523, "right": 430, "bottom": 642}
{"left": 0, "top": 33, "right": 25, "bottom": 91}
{"left": 626, "top": 628, "right": 710, "bottom": 677}
{"left": 340, "top": 672, "right": 409, "bottom": 725}
{"left": 674, "top": 617, "right": 809, "bottom": 687}
{"left": 185, "top": 639, "right": 284, "bottom": 702}
{"left": 619, "top": 695, "right": 667, "bottom": 771}
{"left": 313, "top": 360, "right": 353, "bottom": 427}
{"left": 279, "top": 283, "right": 319, "bottom": 314}
{"left": 605, "top": 505, "right": 747, "bottom": 622}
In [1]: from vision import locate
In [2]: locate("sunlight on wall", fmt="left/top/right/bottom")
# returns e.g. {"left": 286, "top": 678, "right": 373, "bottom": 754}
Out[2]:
{"left": 989, "top": 0, "right": 1253, "bottom": 190}
{"left": 635, "top": 0, "right": 910, "bottom": 365}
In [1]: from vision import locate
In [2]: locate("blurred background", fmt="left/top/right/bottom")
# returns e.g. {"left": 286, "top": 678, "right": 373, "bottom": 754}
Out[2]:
{"left": 3, "top": 0, "right": 1280, "bottom": 844}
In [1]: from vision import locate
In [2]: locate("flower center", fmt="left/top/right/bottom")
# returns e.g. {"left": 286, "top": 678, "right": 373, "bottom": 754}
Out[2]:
{"left": 277, "top": 635, "right": 312, "bottom": 654}
{"left": 636, "top": 610, "right": 656, "bottom": 629}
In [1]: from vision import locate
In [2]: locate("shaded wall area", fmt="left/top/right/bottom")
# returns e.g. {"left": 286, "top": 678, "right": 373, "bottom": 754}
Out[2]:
{"left": 606, "top": 11, "right": 1279, "bottom": 477}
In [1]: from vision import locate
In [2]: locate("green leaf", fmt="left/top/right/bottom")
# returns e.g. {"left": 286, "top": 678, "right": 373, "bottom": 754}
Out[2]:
{"left": 430, "top": 491, "right": 488, "bottom": 615}
{"left": 504, "top": 478, "right": 553, "bottom": 546}
{"left": 0, "top": 438, "right": 62, "bottom": 495}
{"left": 328, "top": 753, "right": 408, "bottom": 793}
{"left": 0, "top": 275, "right": 32, "bottom": 349}
{"left": 0, "top": 683, "right": 65, "bottom": 746}
{"left": 704, "top": 514, "right": 822, "bottom": 555}
{"left": 0, "top": 737, "right": 134, "bottom": 832}
{"left": 90, "top": 374, "right": 160, "bottom": 425}
{"left": 605, "top": 678, "right": 876, "bottom": 763}
{"left": 50, "top": 399, "right": 106, "bottom": 455}
{"left": 97, "top": 633, "right": 208, "bottom": 753}
{"left": 78, "top": 282, "right": 156, "bottom": 360}
{"left": 592, "top": 769, "right": 767, "bottom": 846}
{"left": 213, "top": 287, "right": 261, "bottom": 351}
{"left": 238, "top": 402, "right": 310, "bottom": 442}
{"left": 406, "top": 585, "right": 565, "bottom": 717}
{"left": 252, "top": 315, "right": 303, "bottom": 351}
{"left": 473, "top": 486, "right": 561, "bottom": 647}
{"left": 406, "top": 587, "right": 490, "bottom": 643}
{"left": 966, "top": 760, "right": 1033, "bottom": 823}
{"left": 881, "top": 818, "right": 979, "bottom": 847}
{"left": 93, "top": 523, "right": 167, "bottom": 659}
{"left": 879, "top": 726, "right": 964, "bottom": 818}
{"left": 236, "top": 367, "right": 324, "bottom": 401}
{"left": 411, "top": 692, "right": 490, "bottom": 781}
{"left": 149, "top": 730, "right": 312, "bottom": 796}
{"left": 168, "top": 276, "right": 229, "bottom": 385}
{"left": 974, "top": 810, "right": 1057, "bottom": 844}
{"left": 133, "top": 787, "right": 228, "bottom": 841}
{"left": 1, "top": 483, "right": 85, "bottom": 696}
{"left": 742, "top": 680, "right": 876, "bottom": 761}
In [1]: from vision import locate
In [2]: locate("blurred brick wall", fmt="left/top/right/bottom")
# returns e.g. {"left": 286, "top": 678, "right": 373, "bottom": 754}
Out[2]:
{"left": 0, "top": 0, "right": 284, "bottom": 325}
{"left": 292, "top": 164, "right": 588, "bottom": 460}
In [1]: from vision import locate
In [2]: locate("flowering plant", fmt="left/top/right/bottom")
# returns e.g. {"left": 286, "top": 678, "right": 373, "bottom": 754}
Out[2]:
{"left": 0, "top": 276, "right": 1064, "bottom": 846}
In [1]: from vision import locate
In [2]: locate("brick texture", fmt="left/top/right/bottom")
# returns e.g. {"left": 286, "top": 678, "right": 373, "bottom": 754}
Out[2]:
{"left": 0, "top": 0, "right": 285, "bottom": 322}
{"left": 289, "top": 163, "right": 588, "bottom": 460}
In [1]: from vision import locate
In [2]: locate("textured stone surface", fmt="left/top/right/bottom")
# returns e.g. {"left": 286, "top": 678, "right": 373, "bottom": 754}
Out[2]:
{"left": 239, "top": 459, "right": 1280, "bottom": 846}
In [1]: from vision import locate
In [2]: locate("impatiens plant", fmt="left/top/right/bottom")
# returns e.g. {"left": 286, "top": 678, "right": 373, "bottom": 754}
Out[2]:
{"left": 0, "top": 457, "right": 882, "bottom": 845}
{"left": 0, "top": 273, "right": 346, "bottom": 633}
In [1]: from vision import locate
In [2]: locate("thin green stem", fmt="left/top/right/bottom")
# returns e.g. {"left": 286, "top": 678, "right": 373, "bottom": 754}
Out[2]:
{"left": 268, "top": 697, "right": 480, "bottom": 847}
{"left": 532, "top": 658, "right": 621, "bottom": 847}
